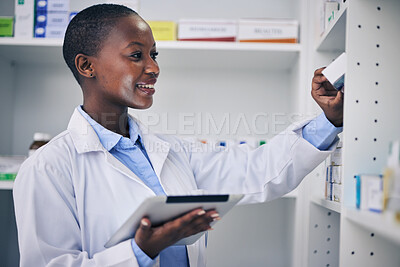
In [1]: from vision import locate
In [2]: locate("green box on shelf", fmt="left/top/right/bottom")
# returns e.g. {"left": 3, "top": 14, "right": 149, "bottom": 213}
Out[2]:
{"left": 0, "top": 173, "right": 17, "bottom": 181}
{"left": 0, "top": 17, "right": 14, "bottom": 37}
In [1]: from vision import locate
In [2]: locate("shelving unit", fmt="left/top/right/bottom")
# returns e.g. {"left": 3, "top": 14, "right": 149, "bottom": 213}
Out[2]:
{"left": 311, "top": 196, "right": 341, "bottom": 214}
{"left": 0, "top": 181, "right": 14, "bottom": 190}
{"left": 306, "top": 0, "right": 400, "bottom": 266}
{"left": 344, "top": 208, "right": 400, "bottom": 246}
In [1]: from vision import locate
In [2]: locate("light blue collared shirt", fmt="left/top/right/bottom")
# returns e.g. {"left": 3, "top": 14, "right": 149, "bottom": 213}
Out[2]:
{"left": 77, "top": 106, "right": 188, "bottom": 267}
{"left": 78, "top": 106, "right": 341, "bottom": 267}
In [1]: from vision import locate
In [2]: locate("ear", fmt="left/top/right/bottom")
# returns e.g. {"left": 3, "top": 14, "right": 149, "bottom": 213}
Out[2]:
{"left": 75, "top": 53, "right": 95, "bottom": 79}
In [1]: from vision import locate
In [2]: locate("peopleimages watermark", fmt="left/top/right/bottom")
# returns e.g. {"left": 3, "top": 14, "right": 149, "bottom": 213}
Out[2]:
{"left": 82, "top": 111, "right": 319, "bottom": 136}
{"left": 81, "top": 111, "right": 321, "bottom": 153}
{"left": 130, "top": 111, "right": 319, "bottom": 136}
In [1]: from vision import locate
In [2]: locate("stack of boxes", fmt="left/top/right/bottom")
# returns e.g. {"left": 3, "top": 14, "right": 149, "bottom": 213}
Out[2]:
{"left": 148, "top": 18, "right": 299, "bottom": 43}
{"left": 325, "top": 141, "right": 342, "bottom": 202}
{"left": 34, "top": 0, "right": 70, "bottom": 38}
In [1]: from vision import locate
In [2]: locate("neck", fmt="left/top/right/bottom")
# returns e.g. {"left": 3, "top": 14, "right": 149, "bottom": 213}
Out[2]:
{"left": 82, "top": 102, "right": 130, "bottom": 137}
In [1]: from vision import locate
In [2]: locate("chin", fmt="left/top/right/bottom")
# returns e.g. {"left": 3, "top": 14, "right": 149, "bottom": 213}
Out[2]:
{"left": 131, "top": 100, "right": 153, "bottom": 110}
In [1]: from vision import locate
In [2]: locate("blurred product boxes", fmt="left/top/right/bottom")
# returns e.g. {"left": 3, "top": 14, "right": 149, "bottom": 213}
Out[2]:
{"left": 384, "top": 141, "right": 400, "bottom": 219}
{"left": 0, "top": 156, "right": 26, "bottom": 181}
{"left": 15, "top": 0, "right": 35, "bottom": 38}
{"left": 147, "top": 21, "right": 176, "bottom": 41}
{"left": 238, "top": 19, "right": 298, "bottom": 43}
{"left": 325, "top": 141, "right": 342, "bottom": 202}
{"left": 318, "top": 0, "right": 341, "bottom": 36}
{"left": 0, "top": 17, "right": 14, "bottom": 37}
{"left": 178, "top": 19, "right": 237, "bottom": 42}
{"left": 34, "top": 0, "right": 70, "bottom": 38}
{"left": 355, "top": 174, "right": 383, "bottom": 213}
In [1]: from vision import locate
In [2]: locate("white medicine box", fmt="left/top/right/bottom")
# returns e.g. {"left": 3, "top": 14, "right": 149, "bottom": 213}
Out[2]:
{"left": 36, "top": 0, "right": 70, "bottom": 12}
{"left": 178, "top": 19, "right": 237, "bottom": 41}
{"left": 238, "top": 19, "right": 298, "bottom": 43}
{"left": 35, "top": 11, "right": 69, "bottom": 27}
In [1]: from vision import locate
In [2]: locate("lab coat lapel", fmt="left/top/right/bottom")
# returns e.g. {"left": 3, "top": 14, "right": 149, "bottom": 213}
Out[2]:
{"left": 68, "top": 108, "right": 153, "bottom": 191}
{"left": 132, "top": 116, "right": 171, "bottom": 181}
{"left": 141, "top": 133, "right": 170, "bottom": 181}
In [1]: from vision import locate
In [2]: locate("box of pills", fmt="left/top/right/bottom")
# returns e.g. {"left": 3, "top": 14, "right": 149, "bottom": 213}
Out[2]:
{"left": 35, "top": 11, "right": 69, "bottom": 27}
{"left": 0, "top": 17, "right": 14, "bottom": 37}
{"left": 36, "top": 0, "right": 70, "bottom": 12}
{"left": 178, "top": 19, "right": 237, "bottom": 42}
{"left": 325, "top": 1, "right": 340, "bottom": 30}
{"left": 238, "top": 19, "right": 298, "bottom": 43}
{"left": 355, "top": 174, "right": 383, "bottom": 212}
{"left": 147, "top": 21, "right": 176, "bottom": 41}
{"left": 34, "top": 25, "right": 66, "bottom": 38}
{"left": 15, "top": 0, "right": 35, "bottom": 38}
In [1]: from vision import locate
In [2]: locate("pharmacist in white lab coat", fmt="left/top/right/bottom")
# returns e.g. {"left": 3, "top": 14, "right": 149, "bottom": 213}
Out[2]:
{"left": 13, "top": 4, "right": 344, "bottom": 267}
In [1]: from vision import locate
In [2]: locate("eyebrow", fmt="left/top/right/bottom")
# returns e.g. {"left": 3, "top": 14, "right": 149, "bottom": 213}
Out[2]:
{"left": 125, "top": 42, "right": 157, "bottom": 49}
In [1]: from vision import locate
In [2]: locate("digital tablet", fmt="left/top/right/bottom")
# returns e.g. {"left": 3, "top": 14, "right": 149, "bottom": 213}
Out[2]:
{"left": 104, "top": 194, "right": 244, "bottom": 248}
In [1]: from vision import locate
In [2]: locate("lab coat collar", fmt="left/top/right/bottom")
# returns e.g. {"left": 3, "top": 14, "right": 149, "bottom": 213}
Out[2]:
{"left": 68, "top": 108, "right": 171, "bottom": 180}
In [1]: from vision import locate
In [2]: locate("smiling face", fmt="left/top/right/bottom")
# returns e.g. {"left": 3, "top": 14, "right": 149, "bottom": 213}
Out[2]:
{"left": 88, "top": 15, "right": 160, "bottom": 111}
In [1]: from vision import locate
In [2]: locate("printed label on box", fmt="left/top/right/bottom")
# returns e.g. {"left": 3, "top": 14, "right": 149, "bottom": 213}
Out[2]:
{"left": 238, "top": 19, "right": 298, "bottom": 43}
{"left": 178, "top": 19, "right": 237, "bottom": 41}
{"left": 35, "top": 11, "right": 69, "bottom": 27}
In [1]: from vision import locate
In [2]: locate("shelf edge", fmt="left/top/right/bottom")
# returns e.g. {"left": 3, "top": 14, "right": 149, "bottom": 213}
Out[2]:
{"left": 311, "top": 196, "right": 341, "bottom": 213}
{"left": 344, "top": 208, "right": 400, "bottom": 246}
{"left": 0, "top": 181, "right": 14, "bottom": 190}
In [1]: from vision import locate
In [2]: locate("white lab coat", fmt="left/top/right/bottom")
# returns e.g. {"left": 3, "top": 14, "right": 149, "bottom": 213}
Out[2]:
{"left": 13, "top": 108, "right": 335, "bottom": 267}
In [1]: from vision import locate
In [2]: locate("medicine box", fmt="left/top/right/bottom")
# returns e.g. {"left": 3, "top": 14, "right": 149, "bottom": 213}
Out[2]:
{"left": 333, "top": 183, "right": 342, "bottom": 203}
{"left": 36, "top": 0, "right": 70, "bottom": 12}
{"left": 0, "top": 17, "right": 14, "bottom": 37}
{"left": 238, "top": 19, "right": 298, "bottom": 43}
{"left": 15, "top": 0, "right": 35, "bottom": 38}
{"left": 328, "top": 165, "right": 342, "bottom": 184}
{"left": 147, "top": 21, "right": 176, "bottom": 41}
{"left": 355, "top": 174, "right": 383, "bottom": 212}
{"left": 35, "top": 11, "right": 69, "bottom": 27}
{"left": 34, "top": 25, "right": 66, "bottom": 38}
{"left": 325, "top": 1, "right": 340, "bottom": 30}
{"left": 178, "top": 19, "right": 237, "bottom": 42}
{"left": 0, "top": 156, "right": 26, "bottom": 181}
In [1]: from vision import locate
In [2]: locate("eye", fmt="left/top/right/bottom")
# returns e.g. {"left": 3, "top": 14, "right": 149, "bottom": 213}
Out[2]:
{"left": 151, "top": 51, "right": 159, "bottom": 60}
{"left": 130, "top": 51, "right": 142, "bottom": 59}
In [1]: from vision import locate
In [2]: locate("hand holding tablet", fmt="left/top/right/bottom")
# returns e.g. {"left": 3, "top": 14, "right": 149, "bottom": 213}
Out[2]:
{"left": 105, "top": 194, "right": 244, "bottom": 255}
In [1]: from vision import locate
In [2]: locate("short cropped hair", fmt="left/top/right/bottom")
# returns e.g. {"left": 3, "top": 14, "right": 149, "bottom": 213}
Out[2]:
{"left": 63, "top": 4, "right": 138, "bottom": 84}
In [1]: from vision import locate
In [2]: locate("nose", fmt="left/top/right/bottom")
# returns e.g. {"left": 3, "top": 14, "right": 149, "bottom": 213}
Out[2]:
{"left": 144, "top": 56, "right": 160, "bottom": 78}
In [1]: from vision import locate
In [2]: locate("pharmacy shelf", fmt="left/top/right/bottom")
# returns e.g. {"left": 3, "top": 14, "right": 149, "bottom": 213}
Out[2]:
{"left": 0, "top": 181, "right": 13, "bottom": 190}
{"left": 344, "top": 208, "right": 400, "bottom": 246}
{"left": 316, "top": 6, "right": 347, "bottom": 52}
{"left": 0, "top": 38, "right": 301, "bottom": 70}
{"left": 311, "top": 196, "right": 341, "bottom": 213}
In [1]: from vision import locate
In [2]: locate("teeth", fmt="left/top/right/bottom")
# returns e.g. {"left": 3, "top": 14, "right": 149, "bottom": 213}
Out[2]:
{"left": 137, "top": 84, "right": 154, "bottom": 89}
